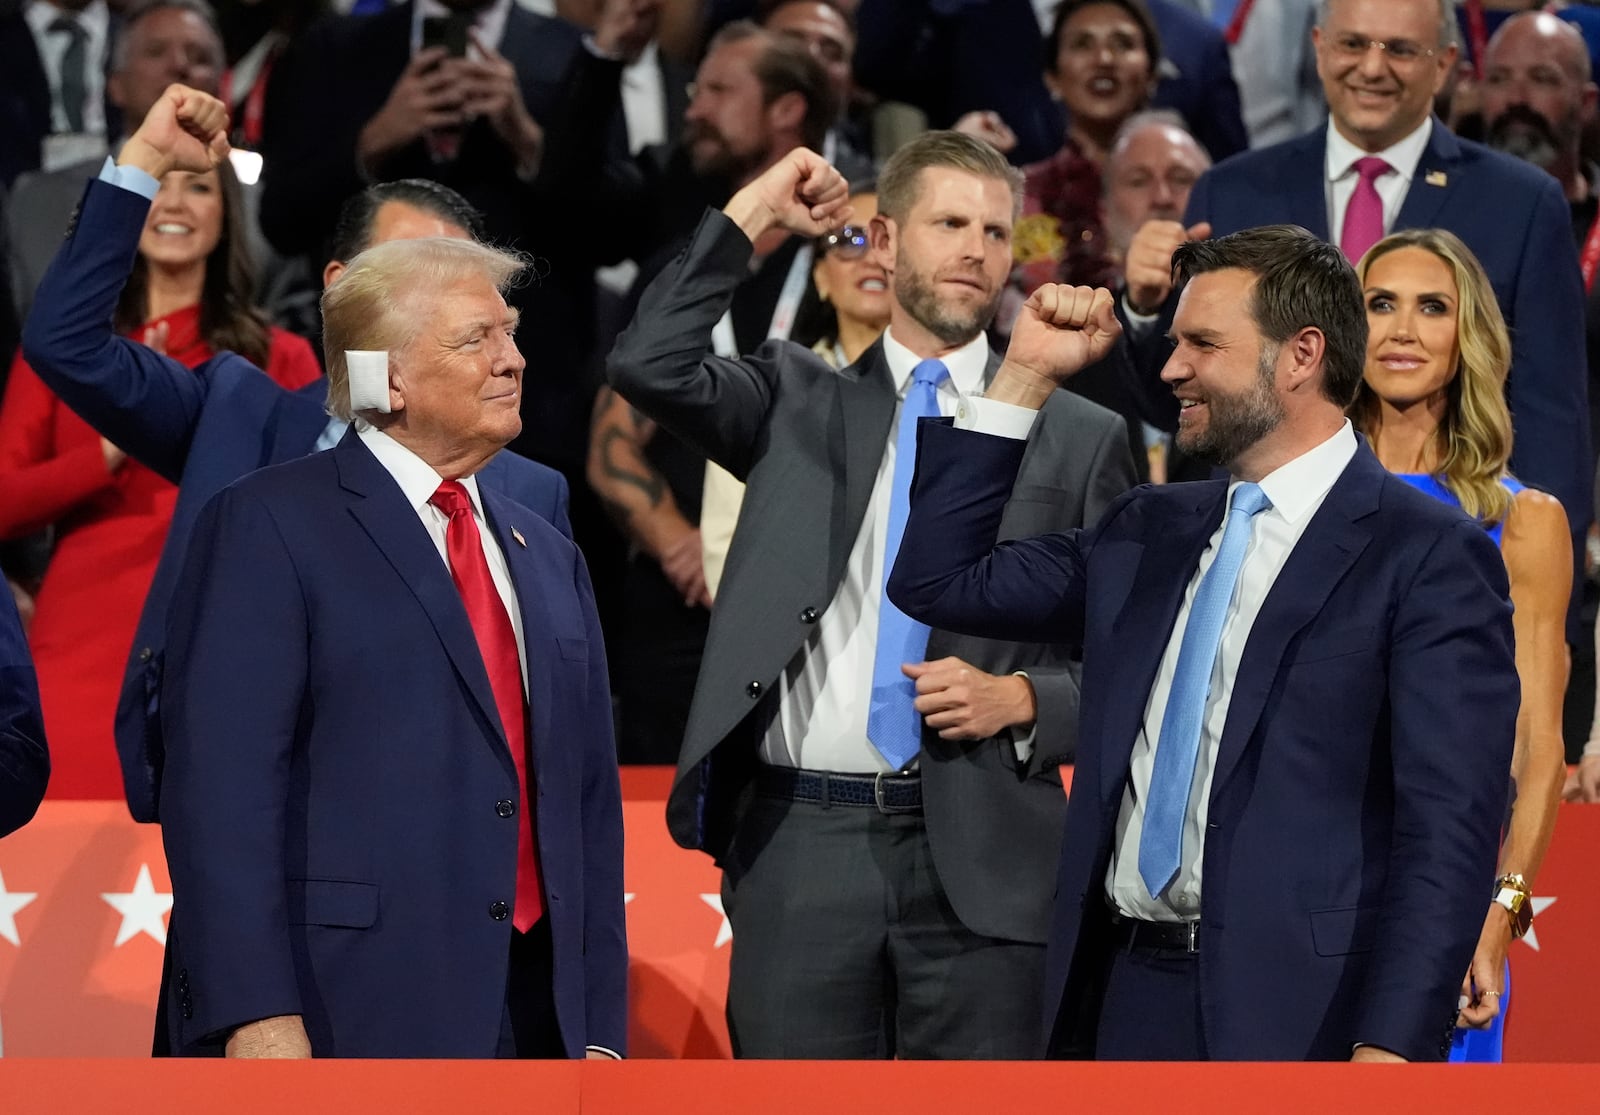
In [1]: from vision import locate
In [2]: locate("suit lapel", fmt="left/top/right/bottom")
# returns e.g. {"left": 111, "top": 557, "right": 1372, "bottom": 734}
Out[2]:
{"left": 836, "top": 343, "right": 898, "bottom": 579}
{"left": 1208, "top": 450, "right": 1379, "bottom": 797}
{"left": 1097, "top": 485, "right": 1227, "bottom": 805}
{"left": 480, "top": 486, "right": 558, "bottom": 783}
{"left": 1286, "top": 130, "right": 1330, "bottom": 241}
{"left": 268, "top": 380, "right": 336, "bottom": 465}
{"left": 335, "top": 431, "right": 510, "bottom": 770}
{"left": 1395, "top": 119, "right": 1460, "bottom": 233}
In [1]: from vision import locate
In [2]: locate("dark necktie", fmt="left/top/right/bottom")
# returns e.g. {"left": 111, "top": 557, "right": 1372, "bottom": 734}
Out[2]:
{"left": 430, "top": 481, "right": 543, "bottom": 931}
{"left": 49, "top": 16, "right": 87, "bottom": 133}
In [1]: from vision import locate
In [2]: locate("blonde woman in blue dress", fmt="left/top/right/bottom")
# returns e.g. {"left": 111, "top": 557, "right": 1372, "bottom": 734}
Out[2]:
{"left": 1353, "top": 227, "right": 1570, "bottom": 1062}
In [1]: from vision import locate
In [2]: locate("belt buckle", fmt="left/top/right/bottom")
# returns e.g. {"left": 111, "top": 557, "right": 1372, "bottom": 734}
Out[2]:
{"left": 1186, "top": 922, "right": 1199, "bottom": 954}
{"left": 874, "top": 771, "right": 893, "bottom": 815}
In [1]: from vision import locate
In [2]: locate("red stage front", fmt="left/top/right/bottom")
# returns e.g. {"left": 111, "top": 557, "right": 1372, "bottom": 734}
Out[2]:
{"left": 0, "top": 769, "right": 1593, "bottom": 1060}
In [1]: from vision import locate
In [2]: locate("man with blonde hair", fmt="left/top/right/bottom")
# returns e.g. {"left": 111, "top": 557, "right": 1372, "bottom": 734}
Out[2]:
{"left": 136, "top": 87, "right": 625, "bottom": 1060}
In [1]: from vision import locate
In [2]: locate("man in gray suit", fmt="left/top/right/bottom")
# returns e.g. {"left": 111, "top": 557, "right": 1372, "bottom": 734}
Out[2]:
{"left": 608, "top": 131, "right": 1135, "bottom": 1058}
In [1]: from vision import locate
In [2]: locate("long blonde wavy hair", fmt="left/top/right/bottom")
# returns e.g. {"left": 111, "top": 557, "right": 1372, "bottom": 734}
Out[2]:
{"left": 1352, "top": 228, "right": 1515, "bottom": 527}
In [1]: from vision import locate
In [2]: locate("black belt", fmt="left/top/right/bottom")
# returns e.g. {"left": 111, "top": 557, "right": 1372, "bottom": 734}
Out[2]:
{"left": 755, "top": 764, "right": 922, "bottom": 814}
{"left": 1109, "top": 912, "right": 1201, "bottom": 954}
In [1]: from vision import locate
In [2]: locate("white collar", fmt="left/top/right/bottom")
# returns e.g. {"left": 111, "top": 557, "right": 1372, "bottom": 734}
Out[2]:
{"left": 358, "top": 425, "right": 486, "bottom": 519}
{"left": 879, "top": 326, "right": 992, "bottom": 399}
{"left": 411, "top": 0, "right": 511, "bottom": 55}
{"left": 1238, "top": 420, "right": 1358, "bottom": 526}
{"left": 25, "top": 1, "right": 108, "bottom": 38}
{"left": 1326, "top": 116, "right": 1433, "bottom": 184}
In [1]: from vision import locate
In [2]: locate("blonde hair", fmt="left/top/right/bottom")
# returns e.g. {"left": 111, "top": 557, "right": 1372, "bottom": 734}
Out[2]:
{"left": 322, "top": 237, "right": 527, "bottom": 421}
{"left": 1352, "top": 228, "right": 1514, "bottom": 526}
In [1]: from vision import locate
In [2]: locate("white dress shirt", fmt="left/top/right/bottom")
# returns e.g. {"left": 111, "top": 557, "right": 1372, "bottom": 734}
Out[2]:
{"left": 24, "top": 0, "right": 109, "bottom": 150}
{"left": 1106, "top": 422, "right": 1357, "bottom": 920}
{"left": 1325, "top": 116, "right": 1433, "bottom": 246}
{"left": 758, "top": 328, "right": 1010, "bottom": 773}
{"left": 357, "top": 426, "right": 528, "bottom": 695}
{"left": 411, "top": 0, "right": 511, "bottom": 54}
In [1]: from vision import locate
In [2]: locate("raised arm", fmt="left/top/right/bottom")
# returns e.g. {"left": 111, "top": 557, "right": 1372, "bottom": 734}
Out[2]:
{"left": 605, "top": 149, "right": 849, "bottom": 476}
{"left": 20, "top": 85, "right": 234, "bottom": 484}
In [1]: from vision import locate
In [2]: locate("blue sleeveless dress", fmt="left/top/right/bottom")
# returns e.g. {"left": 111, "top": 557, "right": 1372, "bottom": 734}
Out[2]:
{"left": 1397, "top": 472, "right": 1523, "bottom": 1064}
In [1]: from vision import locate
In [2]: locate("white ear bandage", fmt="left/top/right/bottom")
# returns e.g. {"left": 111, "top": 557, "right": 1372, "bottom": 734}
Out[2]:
{"left": 346, "top": 351, "right": 392, "bottom": 414}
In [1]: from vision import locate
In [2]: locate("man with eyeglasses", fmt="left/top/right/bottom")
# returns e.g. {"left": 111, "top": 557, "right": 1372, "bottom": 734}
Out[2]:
{"left": 1121, "top": 0, "right": 1591, "bottom": 619}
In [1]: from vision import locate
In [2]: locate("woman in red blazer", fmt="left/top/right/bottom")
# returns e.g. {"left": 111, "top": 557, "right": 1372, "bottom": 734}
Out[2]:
{"left": 0, "top": 155, "right": 319, "bottom": 798}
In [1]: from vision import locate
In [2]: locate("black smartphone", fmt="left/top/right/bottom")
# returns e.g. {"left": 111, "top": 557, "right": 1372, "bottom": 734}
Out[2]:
{"left": 420, "top": 14, "right": 469, "bottom": 57}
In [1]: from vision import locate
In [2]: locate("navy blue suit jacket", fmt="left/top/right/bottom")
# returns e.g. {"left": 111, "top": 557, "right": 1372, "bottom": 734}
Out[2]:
{"left": 889, "top": 422, "right": 1518, "bottom": 1061}
{"left": 20, "top": 179, "right": 571, "bottom": 823}
{"left": 157, "top": 430, "right": 624, "bottom": 1057}
{"left": 0, "top": 582, "right": 48, "bottom": 837}
{"left": 1177, "top": 124, "right": 1593, "bottom": 563}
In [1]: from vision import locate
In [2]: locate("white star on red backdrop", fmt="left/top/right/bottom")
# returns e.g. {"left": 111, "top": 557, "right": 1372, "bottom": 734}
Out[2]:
{"left": 699, "top": 893, "right": 732, "bottom": 948}
{"left": 1521, "top": 897, "right": 1557, "bottom": 952}
{"left": 0, "top": 870, "right": 37, "bottom": 947}
{"left": 101, "top": 864, "right": 173, "bottom": 947}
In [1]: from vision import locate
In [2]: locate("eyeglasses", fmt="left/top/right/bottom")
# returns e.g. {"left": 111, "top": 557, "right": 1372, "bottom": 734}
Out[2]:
{"left": 1328, "top": 33, "right": 1437, "bottom": 64}
{"left": 819, "top": 226, "right": 870, "bottom": 259}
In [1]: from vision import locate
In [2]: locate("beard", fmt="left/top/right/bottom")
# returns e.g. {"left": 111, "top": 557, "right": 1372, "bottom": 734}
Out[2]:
{"left": 684, "top": 121, "right": 763, "bottom": 182}
{"left": 894, "top": 256, "right": 1003, "bottom": 346}
{"left": 1176, "top": 347, "right": 1286, "bottom": 466}
{"left": 1485, "top": 103, "right": 1568, "bottom": 171}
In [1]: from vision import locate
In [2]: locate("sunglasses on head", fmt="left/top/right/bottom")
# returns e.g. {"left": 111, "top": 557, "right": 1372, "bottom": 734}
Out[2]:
{"left": 819, "top": 226, "right": 870, "bottom": 259}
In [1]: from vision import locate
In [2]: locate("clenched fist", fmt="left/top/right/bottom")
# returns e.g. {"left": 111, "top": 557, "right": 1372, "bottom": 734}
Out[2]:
{"left": 986, "top": 285, "right": 1122, "bottom": 410}
{"left": 1125, "top": 219, "right": 1211, "bottom": 315}
{"left": 119, "top": 84, "right": 230, "bottom": 181}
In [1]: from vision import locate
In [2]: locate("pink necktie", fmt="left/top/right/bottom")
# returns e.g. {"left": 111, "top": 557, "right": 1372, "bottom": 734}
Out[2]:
{"left": 1340, "top": 156, "right": 1392, "bottom": 264}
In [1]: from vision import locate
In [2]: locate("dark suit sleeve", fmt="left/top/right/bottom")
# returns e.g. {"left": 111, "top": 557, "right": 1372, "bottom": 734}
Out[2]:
{"left": 1188, "top": 34, "right": 1248, "bottom": 162}
{"left": 1356, "top": 518, "right": 1517, "bottom": 1062}
{"left": 605, "top": 209, "right": 788, "bottom": 480}
{"left": 159, "top": 486, "right": 308, "bottom": 1042}
{"left": 1024, "top": 404, "right": 1137, "bottom": 771}
{"left": 573, "top": 551, "right": 628, "bottom": 1055}
{"left": 20, "top": 179, "right": 205, "bottom": 484}
{"left": 0, "top": 584, "right": 48, "bottom": 838}
{"left": 890, "top": 419, "right": 1108, "bottom": 645}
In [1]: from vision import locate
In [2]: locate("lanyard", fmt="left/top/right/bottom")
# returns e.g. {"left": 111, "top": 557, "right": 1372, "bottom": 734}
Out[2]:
{"left": 219, "top": 49, "right": 275, "bottom": 148}
{"left": 1581, "top": 206, "right": 1600, "bottom": 295}
{"left": 711, "top": 240, "right": 816, "bottom": 357}
{"left": 1465, "top": 0, "right": 1487, "bottom": 80}
{"left": 1223, "top": 0, "right": 1256, "bottom": 46}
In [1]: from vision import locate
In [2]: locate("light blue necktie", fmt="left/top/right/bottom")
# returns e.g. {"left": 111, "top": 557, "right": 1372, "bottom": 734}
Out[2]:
{"left": 1138, "top": 482, "right": 1272, "bottom": 899}
{"left": 867, "top": 358, "right": 950, "bottom": 770}
{"left": 1208, "top": 0, "right": 1240, "bottom": 31}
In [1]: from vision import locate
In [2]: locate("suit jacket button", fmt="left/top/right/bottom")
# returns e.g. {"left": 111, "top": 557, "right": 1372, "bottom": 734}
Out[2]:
{"left": 746, "top": 680, "right": 762, "bottom": 698}
{"left": 496, "top": 799, "right": 515, "bottom": 818}
{"left": 138, "top": 647, "right": 153, "bottom": 662}
{"left": 799, "top": 607, "right": 818, "bottom": 624}
{"left": 490, "top": 900, "right": 510, "bottom": 921}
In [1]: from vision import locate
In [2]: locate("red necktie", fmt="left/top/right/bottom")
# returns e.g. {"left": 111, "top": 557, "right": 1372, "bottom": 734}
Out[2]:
{"left": 430, "top": 481, "right": 543, "bottom": 931}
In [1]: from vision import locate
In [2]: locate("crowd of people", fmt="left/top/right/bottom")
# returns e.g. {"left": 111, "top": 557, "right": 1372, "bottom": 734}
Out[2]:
{"left": 0, "top": 0, "right": 1595, "bottom": 1066}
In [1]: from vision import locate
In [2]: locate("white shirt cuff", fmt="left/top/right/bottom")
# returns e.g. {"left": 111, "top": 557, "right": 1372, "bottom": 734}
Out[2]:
{"left": 954, "top": 394, "right": 1039, "bottom": 440}
{"left": 585, "top": 1044, "right": 623, "bottom": 1059}
{"left": 97, "top": 156, "right": 160, "bottom": 200}
{"left": 1120, "top": 293, "right": 1162, "bottom": 336}
{"left": 1008, "top": 671, "right": 1037, "bottom": 764}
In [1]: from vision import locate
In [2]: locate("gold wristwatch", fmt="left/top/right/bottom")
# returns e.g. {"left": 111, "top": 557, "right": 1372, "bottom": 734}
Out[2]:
{"left": 1493, "top": 873, "right": 1533, "bottom": 939}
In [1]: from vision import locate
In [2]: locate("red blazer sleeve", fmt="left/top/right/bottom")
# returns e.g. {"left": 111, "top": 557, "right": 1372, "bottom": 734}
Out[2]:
{"left": 0, "top": 353, "right": 118, "bottom": 539}
{"left": 262, "top": 328, "right": 322, "bottom": 391}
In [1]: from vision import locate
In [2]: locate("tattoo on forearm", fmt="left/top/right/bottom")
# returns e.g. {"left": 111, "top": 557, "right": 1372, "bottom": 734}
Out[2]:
{"left": 598, "top": 427, "right": 665, "bottom": 507}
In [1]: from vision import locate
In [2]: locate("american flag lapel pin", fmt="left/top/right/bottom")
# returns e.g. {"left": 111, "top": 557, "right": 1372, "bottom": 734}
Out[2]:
{"left": 511, "top": 527, "right": 526, "bottom": 548}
